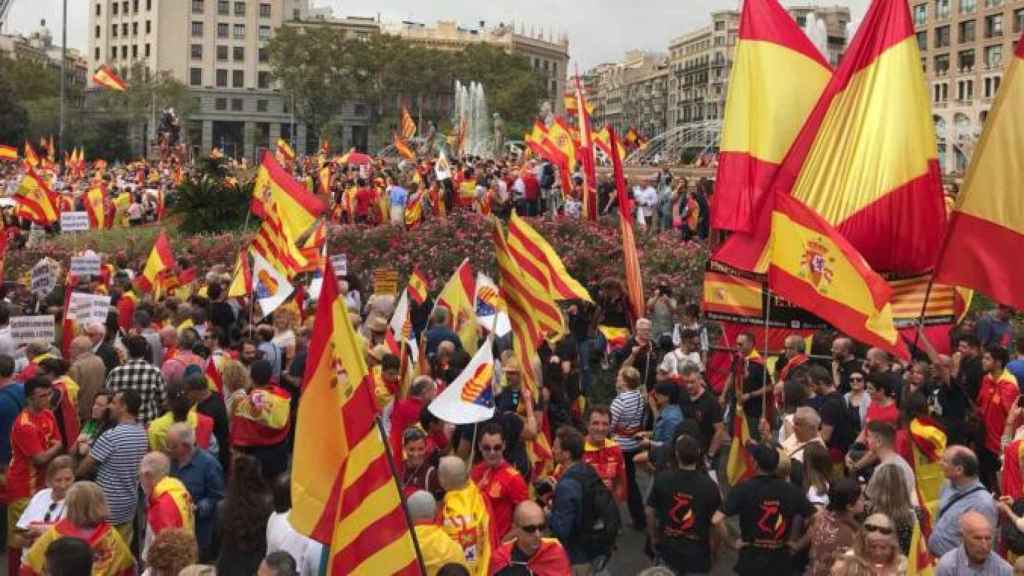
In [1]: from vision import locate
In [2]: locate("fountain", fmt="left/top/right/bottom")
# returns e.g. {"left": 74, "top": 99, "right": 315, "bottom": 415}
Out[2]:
{"left": 452, "top": 80, "right": 494, "bottom": 157}
{"left": 802, "top": 12, "right": 830, "bottom": 64}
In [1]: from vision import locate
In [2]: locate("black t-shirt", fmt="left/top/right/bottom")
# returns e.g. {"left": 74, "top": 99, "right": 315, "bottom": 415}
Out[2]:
{"left": 677, "top": 389, "right": 722, "bottom": 453}
{"left": 734, "top": 359, "right": 767, "bottom": 420}
{"left": 646, "top": 468, "right": 721, "bottom": 572}
{"left": 958, "top": 354, "right": 984, "bottom": 402}
{"left": 818, "top": 391, "right": 854, "bottom": 452}
{"left": 836, "top": 357, "right": 864, "bottom": 393}
{"left": 596, "top": 295, "right": 630, "bottom": 328}
{"left": 722, "top": 474, "right": 814, "bottom": 575}
{"left": 209, "top": 301, "right": 236, "bottom": 334}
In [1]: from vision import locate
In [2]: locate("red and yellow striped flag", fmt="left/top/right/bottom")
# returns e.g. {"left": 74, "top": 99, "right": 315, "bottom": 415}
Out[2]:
{"left": 92, "top": 64, "right": 128, "bottom": 91}
{"left": 291, "top": 259, "right": 420, "bottom": 575}
{"left": 15, "top": 165, "right": 59, "bottom": 225}
{"left": 24, "top": 142, "right": 39, "bottom": 167}
{"left": 0, "top": 145, "right": 17, "bottom": 162}
{"left": 84, "top": 183, "right": 110, "bottom": 229}
{"left": 507, "top": 212, "right": 591, "bottom": 302}
{"left": 407, "top": 268, "right": 429, "bottom": 305}
{"left": 250, "top": 152, "right": 325, "bottom": 277}
{"left": 136, "top": 230, "right": 175, "bottom": 294}
{"left": 546, "top": 118, "right": 577, "bottom": 172}
{"left": 713, "top": 0, "right": 833, "bottom": 233}
{"left": 493, "top": 219, "right": 564, "bottom": 394}
{"left": 717, "top": 0, "right": 944, "bottom": 275}
{"left": 393, "top": 133, "right": 416, "bottom": 160}
{"left": 609, "top": 127, "right": 645, "bottom": 320}
{"left": 399, "top": 106, "right": 416, "bottom": 140}
{"left": 933, "top": 32, "right": 1024, "bottom": 310}
{"left": 908, "top": 417, "right": 947, "bottom": 535}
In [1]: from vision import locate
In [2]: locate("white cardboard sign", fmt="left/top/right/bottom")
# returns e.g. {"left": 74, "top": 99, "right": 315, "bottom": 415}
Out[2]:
{"left": 60, "top": 211, "right": 90, "bottom": 232}
{"left": 10, "top": 315, "right": 56, "bottom": 346}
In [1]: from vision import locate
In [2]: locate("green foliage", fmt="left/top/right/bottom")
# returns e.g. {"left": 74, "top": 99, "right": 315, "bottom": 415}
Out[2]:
{"left": 0, "top": 73, "right": 29, "bottom": 144}
{"left": 172, "top": 157, "right": 253, "bottom": 234}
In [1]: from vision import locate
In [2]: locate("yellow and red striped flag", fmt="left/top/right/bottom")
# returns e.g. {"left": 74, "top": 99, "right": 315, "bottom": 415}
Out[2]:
{"left": 407, "top": 267, "right": 429, "bottom": 305}
{"left": 546, "top": 118, "right": 577, "bottom": 172}
{"left": 608, "top": 127, "right": 645, "bottom": 321}
{"left": 435, "top": 259, "right": 479, "bottom": 355}
{"left": 713, "top": 0, "right": 833, "bottom": 233}
{"left": 493, "top": 218, "right": 564, "bottom": 395}
{"left": 92, "top": 64, "right": 128, "bottom": 91}
{"left": 393, "top": 133, "right": 416, "bottom": 160}
{"left": 908, "top": 417, "right": 947, "bottom": 535}
{"left": 291, "top": 259, "right": 421, "bottom": 575}
{"left": 136, "top": 230, "right": 175, "bottom": 294}
{"left": 573, "top": 78, "right": 598, "bottom": 221}
{"left": 276, "top": 138, "right": 295, "bottom": 163}
{"left": 717, "top": 0, "right": 944, "bottom": 275}
{"left": 24, "top": 142, "right": 39, "bottom": 167}
{"left": 250, "top": 152, "right": 326, "bottom": 278}
{"left": 400, "top": 106, "right": 416, "bottom": 140}
{"left": 507, "top": 212, "right": 591, "bottom": 302}
{"left": 726, "top": 361, "right": 756, "bottom": 486}
{"left": 15, "top": 165, "right": 59, "bottom": 225}
{"left": 906, "top": 518, "right": 936, "bottom": 576}
{"left": 0, "top": 145, "right": 17, "bottom": 162}
{"left": 766, "top": 191, "right": 907, "bottom": 359}
{"left": 933, "top": 33, "right": 1024, "bottom": 310}
{"left": 592, "top": 127, "right": 624, "bottom": 164}
{"left": 84, "top": 183, "right": 111, "bottom": 229}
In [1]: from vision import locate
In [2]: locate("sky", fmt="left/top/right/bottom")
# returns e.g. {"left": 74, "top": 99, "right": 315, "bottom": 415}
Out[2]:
{"left": 6, "top": 0, "right": 871, "bottom": 70}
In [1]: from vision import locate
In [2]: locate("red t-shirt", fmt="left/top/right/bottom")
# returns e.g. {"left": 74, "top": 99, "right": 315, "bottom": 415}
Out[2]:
{"left": 7, "top": 409, "right": 59, "bottom": 500}
{"left": 865, "top": 401, "right": 899, "bottom": 428}
{"left": 471, "top": 461, "right": 529, "bottom": 544}
{"left": 979, "top": 370, "right": 1020, "bottom": 453}
{"left": 389, "top": 398, "right": 425, "bottom": 460}
{"left": 522, "top": 173, "right": 540, "bottom": 201}
{"left": 354, "top": 187, "right": 374, "bottom": 216}
{"left": 582, "top": 439, "right": 628, "bottom": 502}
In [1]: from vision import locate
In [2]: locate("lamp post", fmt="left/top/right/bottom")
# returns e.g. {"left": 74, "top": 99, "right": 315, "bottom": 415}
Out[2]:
{"left": 59, "top": 0, "right": 67, "bottom": 155}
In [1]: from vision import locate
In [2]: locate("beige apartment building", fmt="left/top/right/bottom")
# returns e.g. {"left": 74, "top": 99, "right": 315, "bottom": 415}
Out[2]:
{"left": 0, "top": 20, "right": 88, "bottom": 97}
{"left": 589, "top": 51, "right": 667, "bottom": 135}
{"left": 914, "top": 0, "right": 1024, "bottom": 173}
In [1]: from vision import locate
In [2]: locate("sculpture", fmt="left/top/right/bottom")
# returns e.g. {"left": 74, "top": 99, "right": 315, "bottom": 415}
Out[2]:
{"left": 539, "top": 100, "right": 554, "bottom": 128}
{"left": 492, "top": 113, "right": 505, "bottom": 156}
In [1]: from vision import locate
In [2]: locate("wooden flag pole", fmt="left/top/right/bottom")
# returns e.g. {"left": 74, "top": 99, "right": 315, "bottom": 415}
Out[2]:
{"left": 375, "top": 415, "right": 429, "bottom": 575}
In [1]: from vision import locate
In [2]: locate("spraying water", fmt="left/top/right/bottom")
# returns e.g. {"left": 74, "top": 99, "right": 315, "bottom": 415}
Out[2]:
{"left": 452, "top": 80, "right": 494, "bottom": 157}
{"left": 802, "top": 12, "right": 830, "bottom": 64}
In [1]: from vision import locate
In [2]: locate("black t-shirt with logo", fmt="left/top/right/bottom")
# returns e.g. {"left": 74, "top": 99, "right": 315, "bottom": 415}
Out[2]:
{"left": 722, "top": 474, "right": 814, "bottom": 575}
{"left": 677, "top": 389, "right": 723, "bottom": 453}
{"left": 646, "top": 468, "right": 721, "bottom": 572}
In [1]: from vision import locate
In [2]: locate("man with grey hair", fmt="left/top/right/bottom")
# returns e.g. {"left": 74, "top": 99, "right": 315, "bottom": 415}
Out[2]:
{"left": 167, "top": 422, "right": 223, "bottom": 560}
{"left": 140, "top": 450, "right": 194, "bottom": 554}
{"left": 437, "top": 456, "right": 490, "bottom": 574}
{"left": 929, "top": 445, "right": 998, "bottom": 557}
{"left": 388, "top": 375, "right": 437, "bottom": 457}
{"left": 134, "top": 309, "right": 164, "bottom": 367}
{"left": 68, "top": 334, "right": 107, "bottom": 421}
{"left": 407, "top": 490, "right": 467, "bottom": 573}
{"left": 620, "top": 317, "right": 661, "bottom": 389}
{"left": 677, "top": 362, "right": 725, "bottom": 459}
{"left": 935, "top": 511, "right": 1012, "bottom": 575}
{"left": 161, "top": 327, "right": 204, "bottom": 384}
{"left": 258, "top": 551, "right": 299, "bottom": 576}
{"left": 782, "top": 406, "right": 824, "bottom": 463}
{"left": 425, "top": 306, "right": 460, "bottom": 358}
{"left": 85, "top": 321, "right": 119, "bottom": 373}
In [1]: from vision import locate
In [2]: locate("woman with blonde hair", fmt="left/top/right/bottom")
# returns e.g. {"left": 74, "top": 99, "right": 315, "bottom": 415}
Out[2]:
{"left": 850, "top": 512, "right": 907, "bottom": 576}
{"left": 866, "top": 463, "right": 918, "bottom": 555}
{"left": 13, "top": 456, "right": 75, "bottom": 558}
{"left": 144, "top": 528, "right": 198, "bottom": 576}
{"left": 610, "top": 365, "right": 647, "bottom": 530}
{"left": 21, "top": 481, "right": 135, "bottom": 576}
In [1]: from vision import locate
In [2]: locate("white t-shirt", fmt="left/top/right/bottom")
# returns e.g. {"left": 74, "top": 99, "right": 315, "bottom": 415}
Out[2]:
{"left": 659, "top": 349, "right": 703, "bottom": 375}
{"left": 17, "top": 488, "right": 67, "bottom": 561}
{"left": 268, "top": 511, "right": 324, "bottom": 576}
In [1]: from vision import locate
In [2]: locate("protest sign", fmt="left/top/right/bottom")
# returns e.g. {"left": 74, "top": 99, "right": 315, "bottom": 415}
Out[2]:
{"left": 30, "top": 260, "right": 56, "bottom": 297}
{"left": 67, "top": 293, "right": 111, "bottom": 326}
{"left": 329, "top": 254, "right": 348, "bottom": 277}
{"left": 70, "top": 254, "right": 102, "bottom": 277}
{"left": 372, "top": 268, "right": 399, "bottom": 296}
{"left": 10, "top": 316, "right": 56, "bottom": 346}
{"left": 60, "top": 211, "right": 90, "bottom": 232}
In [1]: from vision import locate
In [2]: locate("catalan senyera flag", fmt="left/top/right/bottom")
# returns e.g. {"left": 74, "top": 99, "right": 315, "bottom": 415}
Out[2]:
{"left": 908, "top": 416, "right": 946, "bottom": 535}
{"left": 713, "top": 0, "right": 833, "bottom": 233}
{"left": 252, "top": 151, "right": 325, "bottom": 239}
{"left": 932, "top": 34, "right": 1024, "bottom": 310}
{"left": 573, "top": 78, "right": 598, "bottom": 221}
{"left": 766, "top": 192, "right": 907, "bottom": 360}
{"left": 23, "top": 142, "right": 39, "bottom": 167}
{"left": 435, "top": 259, "right": 479, "bottom": 355}
{"left": 400, "top": 106, "right": 417, "bottom": 140}
{"left": 290, "top": 260, "right": 420, "bottom": 575}
{"left": 16, "top": 165, "right": 59, "bottom": 225}
{"left": 407, "top": 267, "right": 430, "bottom": 305}
{"left": 0, "top": 145, "right": 17, "bottom": 162}
{"left": 609, "top": 126, "right": 645, "bottom": 321}
{"left": 393, "top": 133, "right": 416, "bottom": 160}
{"left": 92, "top": 64, "right": 128, "bottom": 91}
{"left": 493, "top": 218, "right": 564, "bottom": 395}
{"left": 592, "top": 127, "right": 624, "bottom": 163}
{"left": 906, "top": 518, "right": 935, "bottom": 576}
{"left": 507, "top": 212, "right": 591, "bottom": 302}
{"left": 717, "top": 0, "right": 944, "bottom": 275}
{"left": 136, "top": 230, "right": 175, "bottom": 294}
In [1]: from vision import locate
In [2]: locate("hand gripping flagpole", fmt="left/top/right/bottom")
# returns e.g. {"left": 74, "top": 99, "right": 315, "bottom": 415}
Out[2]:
{"left": 375, "top": 415, "right": 428, "bottom": 575}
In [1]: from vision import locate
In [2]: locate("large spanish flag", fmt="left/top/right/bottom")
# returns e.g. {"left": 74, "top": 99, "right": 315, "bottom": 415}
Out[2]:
{"left": 92, "top": 64, "right": 128, "bottom": 91}
{"left": 136, "top": 230, "right": 175, "bottom": 294}
{"left": 15, "top": 165, "right": 59, "bottom": 225}
{"left": 767, "top": 192, "right": 907, "bottom": 359}
{"left": 713, "top": 0, "right": 833, "bottom": 233}
{"left": 717, "top": 0, "right": 944, "bottom": 275}
{"left": 546, "top": 118, "right": 577, "bottom": 172}
{"left": 84, "top": 183, "right": 111, "bottom": 229}
{"left": 507, "top": 212, "right": 591, "bottom": 302}
{"left": 933, "top": 34, "right": 1024, "bottom": 310}
{"left": 0, "top": 145, "right": 17, "bottom": 162}
{"left": 252, "top": 151, "right": 325, "bottom": 238}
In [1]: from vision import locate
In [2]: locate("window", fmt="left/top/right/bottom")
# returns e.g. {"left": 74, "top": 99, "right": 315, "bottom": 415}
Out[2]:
{"left": 959, "top": 48, "right": 976, "bottom": 70}
{"left": 133, "top": 0, "right": 138, "bottom": 12}
{"left": 217, "top": 23, "right": 228, "bottom": 38}
{"left": 259, "top": 3, "right": 271, "bottom": 18}
{"left": 257, "top": 99, "right": 268, "bottom": 112}
{"left": 231, "top": 98, "right": 243, "bottom": 111}
{"left": 132, "top": 44, "right": 138, "bottom": 58}
{"left": 146, "top": 20, "right": 151, "bottom": 34}
{"left": 192, "top": 21, "right": 203, "bottom": 37}
{"left": 985, "top": 14, "right": 1003, "bottom": 37}
{"left": 936, "top": 0, "right": 950, "bottom": 18}
{"left": 112, "top": 24, "right": 118, "bottom": 37}
{"left": 145, "top": 43, "right": 150, "bottom": 57}
{"left": 233, "top": 46, "right": 244, "bottom": 61}
{"left": 1016, "top": 8, "right": 1024, "bottom": 32}
{"left": 958, "top": 79, "right": 974, "bottom": 100}
{"left": 258, "top": 25, "right": 271, "bottom": 41}
{"left": 960, "top": 19, "right": 976, "bottom": 41}
{"left": 132, "top": 22, "right": 138, "bottom": 36}
{"left": 216, "top": 69, "right": 228, "bottom": 87}
{"left": 232, "top": 70, "right": 244, "bottom": 87}
{"left": 218, "top": 0, "right": 229, "bottom": 15}
{"left": 96, "top": 3, "right": 101, "bottom": 16}
{"left": 123, "top": 2, "right": 128, "bottom": 13}
{"left": 258, "top": 47, "right": 268, "bottom": 62}
{"left": 233, "top": 24, "right": 245, "bottom": 39}
{"left": 913, "top": 4, "right": 928, "bottom": 25}
{"left": 192, "top": 0, "right": 203, "bottom": 13}
{"left": 110, "top": 46, "right": 116, "bottom": 60}
{"left": 121, "top": 45, "right": 127, "bottom": 58}
{"left": 95, "top": 25, "right": 101, "bottom": 38}
{"left": 217, "top": 45, "right": 228, "bottom": 60}
{"left": 715, "top": 20, "right": 725, "bottom": 31}
{"left": 354, "top": 104, "right": 367, "bottom": 116}
{"left": 191, "top": 44, "right": 203, "bottom": 59}
{"left": 984, "top": 75, "right": 1001, "bottom": 97}
{"left": 215, "top": 98, "right": 227, "bottom": 111}
{"left": 94, "top": 47, "right": 100, "bottom": 60}
{"left": 936, "top": 25, "right": 951, "bottom": 47}
{"left": 147, "top": 0, "right": 151, "bottom": 9}
{"left": 234, "top": 2, "right": 245, "bottom": 16}
{"left": 985, "top": 44, "right": 1002, "bottom": 67}
{"left": 123, "top": 23, "right": 128, "bottom": 35}
{"left": 258, "top": 71, "right": 270, "bottom": 88}
{"left": 960, "top": 0, "right": 976, "bottom": 12}
{"left": 985, "top": 0, "right": 1002, "bottom": 7}
{"left": 112, "top": 2, "right": 118, "bottom": 14}
{"left": 935, "top": 53, "right": 950, "bottom": 73}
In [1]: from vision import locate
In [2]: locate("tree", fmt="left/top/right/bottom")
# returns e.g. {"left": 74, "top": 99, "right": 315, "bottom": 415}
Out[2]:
{"left": 0, "top": 72, "right": 29, "bottom": 144}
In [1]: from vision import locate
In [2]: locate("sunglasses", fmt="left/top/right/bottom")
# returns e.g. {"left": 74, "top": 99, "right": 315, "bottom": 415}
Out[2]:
{"left": 519, "top": 523, "right": 546, "bottom": 534}
{"left": 481, "top": 444, "right": 504, "bottom": 453}
{"left": 864, "top": 523, "right": 894, "bottom": 535}
{"left": 850, "top": 377, "right": 864, "bottom": 381}
{"left": 44, "top": 501, "right": 61, "bottom": 523}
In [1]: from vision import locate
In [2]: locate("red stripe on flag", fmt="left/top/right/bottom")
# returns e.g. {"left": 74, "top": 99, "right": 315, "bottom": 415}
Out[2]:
{"left": 738, "top": 0, "right": 831, "bottom": 68}
{"left": 340, "top": 375, "right": 378, "bottom": 442}
{"left": 507, "top": 223, "right": 578, "bottom": 299}
{"left": 259, "top": 151, "right": 326, "bottom": 216}
{"left": 934, "top": 211, "right": 1024, "bottom": 311}
{"left": 331, "top": 504, "right": 415, "bottom": 572}
{"left": 711, "top": 152, "right": 781, "bottom": 233}
{"left": 338, "top": 454, "right": 392, "bottom": 516}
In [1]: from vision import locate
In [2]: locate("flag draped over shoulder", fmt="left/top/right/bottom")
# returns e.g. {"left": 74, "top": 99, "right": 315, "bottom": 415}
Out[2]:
{"left": 713, "top": 0, "right": 833, "bottom": 233}
{"left": 766, "top": 192, "right": 907, "bottom": 360}
{"left": 908, "top": 417, "right": 946, "bottom": 534}
{"left": 92, "top": 64, "right": 128, "bottom": 91}
{"left": 507, "top": 213, "right": 591, "bottom": 303}
{"left": 493, "top": 218, "right": 564, "bottom": 395}
{"left": 291, "top": 260, "right": 420, "bottom": 575}
{"left": 933, "top": 33, "right": 1024, "bottom": 310}
{"left": 608, "top": 127, "right": 645, "bottom": 320}
{"left": 136, "top": 230, "right": 175, "bottom": 294}
{"left": 717, "top": 0, "right": 945, "bottom": 275}
{"left": 16, "top": 165, "right": 59, "bottom": 225}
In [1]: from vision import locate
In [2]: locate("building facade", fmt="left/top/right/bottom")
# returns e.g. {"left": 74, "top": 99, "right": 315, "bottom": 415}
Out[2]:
{"left": 589, "top": 51, "right": 667, "bottom": 136}
{"left": 914, "top": 0, "right": 1024, "bottom": 173}
{"left": 0, "top": 20, "right": 88, "bottom": 96}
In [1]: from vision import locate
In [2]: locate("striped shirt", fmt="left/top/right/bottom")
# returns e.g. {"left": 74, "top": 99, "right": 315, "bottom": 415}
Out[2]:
{"left": 610, "top": 389, "right": 646, "bottom": 453}
{"left": 91, "top": 422, "right": 149, "bottom": 525}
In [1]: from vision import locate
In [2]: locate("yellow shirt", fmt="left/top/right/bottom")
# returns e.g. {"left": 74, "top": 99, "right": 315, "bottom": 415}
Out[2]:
{"left": 415, "top": 524, "right": 468, "bottom": 576}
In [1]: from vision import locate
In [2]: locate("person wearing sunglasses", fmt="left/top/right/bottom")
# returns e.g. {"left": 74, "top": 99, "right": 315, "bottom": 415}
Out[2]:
{"left": 489, "top": 501, "right": 570, "bottom": 576}
{"left": 849, "top": 513, "right": 906, "bottom": 576}
{"left": 842, "top": 370, "right": 868, "bottom": 429}
{"left": 470, "top": 422, "right": 529, "bottom": 544}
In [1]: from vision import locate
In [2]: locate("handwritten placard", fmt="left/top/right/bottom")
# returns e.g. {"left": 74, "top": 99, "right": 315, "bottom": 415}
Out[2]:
{"left": 10, "top": 315, "right": 56, "bottom": 346}
{"left": 60, "top": 211, "right": 90, "bottom": 232}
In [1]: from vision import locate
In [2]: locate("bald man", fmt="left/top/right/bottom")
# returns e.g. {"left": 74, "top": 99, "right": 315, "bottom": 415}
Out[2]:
{"left": 489, "top": 501, "right": 571, "bottom": 576}
{"left": 777, "top": 334, "right": 809, "bottom": 383}
{"left": 68, "top": 335, "right": 108, "bottom": 421}
{"left": 437, "top": 456, "right": 491, "bottom": 575}
{"left": 407, "top": 490, "right": 467, "bottom": 574}
{"left": 935, "top": 511, "right": 1012, "bottom": 575}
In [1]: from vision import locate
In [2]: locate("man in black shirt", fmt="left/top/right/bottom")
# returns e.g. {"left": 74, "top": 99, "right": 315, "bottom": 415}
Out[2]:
{"left": 955, "top": 334, "right": 985, "bottom": 402}
{"left": 646, "top": 435, "right": 723, "bottom": 574}
{"left": 934, "top": 354, "right": 970, "bottom": 446}
{"left": 721, "top": 333, "right": 768, "bottom": 433}
{"left": 714, "top": 442, "right": 814, "bottom": 576}
{"left": 809, "top": 365, "right": 855, "bottom": 466}
{"left": 207, "top": 283, "right": 236, "bottom": 338}
{"left": 677, "top": 363, "right": 726, "bottom": 461}
{"left": 831, "top": 336, "right": 864, "bottom": 393}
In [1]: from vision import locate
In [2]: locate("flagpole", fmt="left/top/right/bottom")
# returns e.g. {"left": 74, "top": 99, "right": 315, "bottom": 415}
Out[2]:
{"left": 374, "top": 415, "right": 429, "bottom": 575}
{"left": 59, "top": 0, "right": 67, "bottom": 155}
{"left": 762, "top": 287, "right": 772, "bottom": 431}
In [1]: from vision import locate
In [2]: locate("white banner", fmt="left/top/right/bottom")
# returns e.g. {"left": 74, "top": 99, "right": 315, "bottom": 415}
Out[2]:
{"left": 30, "top": 260, "right": 56, "bottom": 297}
{"left": 60, "top": 211, "right": 90, "bottom": 232}
{"left": 330, "top": 254, "right": 347, "bottom": 277}
{"left": 10, "top": 315, "right": 56, "bottom": 346}
{"left": 67, "top": 292, "right": 111, "bottom": 326}
{"left": 69, "top": 255, "right": 102, "bottom": 277}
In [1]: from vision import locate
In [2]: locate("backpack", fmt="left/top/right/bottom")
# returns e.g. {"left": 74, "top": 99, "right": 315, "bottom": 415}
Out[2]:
{"left": 562, "top": 463, "right": 621, "bottom": 558}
